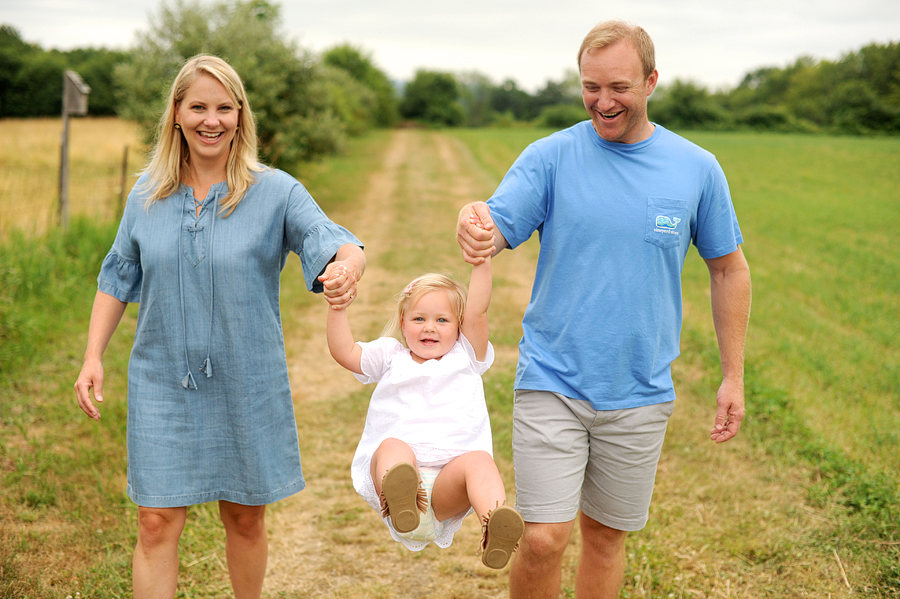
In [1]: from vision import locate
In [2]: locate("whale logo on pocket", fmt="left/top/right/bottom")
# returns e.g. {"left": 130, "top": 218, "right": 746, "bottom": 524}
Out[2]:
{"left": 655, "top": 215, "right": 682, "bottom": 230}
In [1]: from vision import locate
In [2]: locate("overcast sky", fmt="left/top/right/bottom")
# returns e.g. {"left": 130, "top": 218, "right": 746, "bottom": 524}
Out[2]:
{"left": 4, "top": 0, "right": 899, "bottom": 92}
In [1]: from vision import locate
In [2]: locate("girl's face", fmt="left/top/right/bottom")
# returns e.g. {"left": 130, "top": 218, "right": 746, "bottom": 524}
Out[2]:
{"left": 401, "top": 291, "right": 459, "bottom": 363}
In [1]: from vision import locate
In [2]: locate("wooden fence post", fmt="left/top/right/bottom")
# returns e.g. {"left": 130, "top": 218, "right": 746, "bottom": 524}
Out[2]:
{"left": 58, "top": 70, "right": 91, "bottom": 228}
{"left": 118, "top": 145, "right": 129, "bottom": 218}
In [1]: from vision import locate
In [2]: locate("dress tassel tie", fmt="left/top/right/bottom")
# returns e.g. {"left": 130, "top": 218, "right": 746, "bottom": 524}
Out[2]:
{"left": 199, "top": 357, "right": 213, "bottom": 378}
{"left": 198, "top": 190, "right": 219, "bottom": 381}
{"left": 182, "top": 371, "right": 197, "bottom": 390}
{"left": 178, "top": 187, "right": 194, "bottom": 389}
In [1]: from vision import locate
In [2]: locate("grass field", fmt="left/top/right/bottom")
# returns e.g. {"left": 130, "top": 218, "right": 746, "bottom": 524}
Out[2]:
{"left": 0, "top": 117, "right": 144, "bottom": 237}
{"left": 1, "top": 119, "right": 897, "bottom": 598}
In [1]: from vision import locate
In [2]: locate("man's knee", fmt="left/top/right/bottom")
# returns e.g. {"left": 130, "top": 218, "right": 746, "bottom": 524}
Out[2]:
{"left": 520, "top": 521, "right": 573, "bottom": 562}
{"left": 579, "top": 513, "right": 628, "bottom": 558}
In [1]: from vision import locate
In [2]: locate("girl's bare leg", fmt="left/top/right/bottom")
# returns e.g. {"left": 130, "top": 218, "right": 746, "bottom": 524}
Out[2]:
{"left": 370, "top": 437, "right": 418, "bottom": 496}
{"left": 430, "top": 450, "right": 507, "bottom": 521}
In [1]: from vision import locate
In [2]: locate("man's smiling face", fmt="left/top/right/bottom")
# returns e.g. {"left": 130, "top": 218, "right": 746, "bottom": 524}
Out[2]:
{"left": 580, "top": 40, "right": 658, "bottom": 145}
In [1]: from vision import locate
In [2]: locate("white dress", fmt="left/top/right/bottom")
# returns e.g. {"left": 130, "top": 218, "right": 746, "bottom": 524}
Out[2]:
{"left": 351, "top": 333, "right": 494, "bottom": 550}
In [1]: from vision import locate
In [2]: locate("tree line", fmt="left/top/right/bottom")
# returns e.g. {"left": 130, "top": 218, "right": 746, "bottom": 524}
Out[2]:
{"left": 2, "top": 0, "right": 898, "bottom": 169}
{"left": 652, "top": 45, "right": 900, "bottom": 135}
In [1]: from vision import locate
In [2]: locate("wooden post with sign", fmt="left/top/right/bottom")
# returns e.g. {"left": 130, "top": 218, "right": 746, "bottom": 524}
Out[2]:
{"left": 59, "top": 70, "right": 91, "bottom": 228}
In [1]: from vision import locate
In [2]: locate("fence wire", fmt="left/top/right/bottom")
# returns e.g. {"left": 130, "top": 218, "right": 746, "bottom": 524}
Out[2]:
{"left": 0, "top": 161, "right": 136, "bottom": 239}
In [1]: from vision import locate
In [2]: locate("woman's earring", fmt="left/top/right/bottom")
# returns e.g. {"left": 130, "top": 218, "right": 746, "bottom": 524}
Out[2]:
{"left": 174, "top": 123, "right": 182, "bottom": 130}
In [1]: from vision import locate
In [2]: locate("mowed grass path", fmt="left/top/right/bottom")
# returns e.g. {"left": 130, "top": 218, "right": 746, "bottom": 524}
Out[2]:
{"left": 1, "top": 123, "right": 897, "bottom": 598}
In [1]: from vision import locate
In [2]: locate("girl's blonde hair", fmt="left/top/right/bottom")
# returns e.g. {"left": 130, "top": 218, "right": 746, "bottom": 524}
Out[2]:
{"left": 382, "top": 273, "right": 467, "bottom": 341}
{"left": 141, "top": 54, "right": 264, "bottom": 216}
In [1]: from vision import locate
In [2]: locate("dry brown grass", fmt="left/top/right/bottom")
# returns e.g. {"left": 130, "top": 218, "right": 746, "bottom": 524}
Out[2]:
{"left": 0, "top": 117, "right": 145, "bottom": 236}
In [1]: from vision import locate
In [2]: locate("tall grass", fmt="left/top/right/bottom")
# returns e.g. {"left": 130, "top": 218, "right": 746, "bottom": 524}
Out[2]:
{"left": 0, "top": 118, "right": 143, "bottom": 237}
{"left": 2, "top": 124, "right": 898, "bottom": 596}
{"left": 449, "top": 128, "right": 900, "bottom": 595}
{"left": 0, "top": 130, "right": 395, "bottom": 598}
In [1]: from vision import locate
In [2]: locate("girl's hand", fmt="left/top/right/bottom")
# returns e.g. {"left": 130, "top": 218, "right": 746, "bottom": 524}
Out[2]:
{"left": 319, "top": 262, "right": 358, "bottom": 310}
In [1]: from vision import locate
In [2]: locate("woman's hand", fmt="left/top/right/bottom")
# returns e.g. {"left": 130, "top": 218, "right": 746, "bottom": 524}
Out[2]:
{"left": 74, "top": 358, "right": 105, "bottom": 421}
{"left": 319, "top": 262, "right": 358, "bottom": 310}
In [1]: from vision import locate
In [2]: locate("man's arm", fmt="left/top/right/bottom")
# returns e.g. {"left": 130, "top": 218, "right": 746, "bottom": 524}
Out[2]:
{"left": 704, "top": 246, "right": 752, "bottom": 443}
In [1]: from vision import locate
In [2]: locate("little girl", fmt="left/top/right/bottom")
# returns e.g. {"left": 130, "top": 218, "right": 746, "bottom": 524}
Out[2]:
{"left": 323, "top": 248, "right": 524, "bottom": 569}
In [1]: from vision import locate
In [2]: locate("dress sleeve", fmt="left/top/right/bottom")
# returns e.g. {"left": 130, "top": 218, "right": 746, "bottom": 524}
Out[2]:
{"left": 458, "top": 333, "right": 494, "bottom": 375}
{"left": 353, "top": 337, "right": 401, "bottom": 384}
{"left": 97, "top": 199, "right": 143, "bottom": 303}
{"left": 283, "top": 176, "right": 363, "bottom": 293}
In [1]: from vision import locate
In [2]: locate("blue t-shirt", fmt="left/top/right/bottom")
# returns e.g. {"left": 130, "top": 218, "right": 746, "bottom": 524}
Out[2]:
{"left": 488, "top": 122, "right": 742, "bottom": 410}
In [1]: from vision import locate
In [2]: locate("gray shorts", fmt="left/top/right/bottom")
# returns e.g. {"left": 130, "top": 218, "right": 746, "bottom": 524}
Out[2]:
{"left": 512, "top": 390, "right": 674, "bottom": 531}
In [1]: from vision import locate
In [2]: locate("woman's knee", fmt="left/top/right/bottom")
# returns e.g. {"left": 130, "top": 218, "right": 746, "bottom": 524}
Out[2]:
{"left": 137, "top": 507, "right": 186, "bottom": 548}
{"left": 220, "top": 502, "right": 266, "bottom": 540}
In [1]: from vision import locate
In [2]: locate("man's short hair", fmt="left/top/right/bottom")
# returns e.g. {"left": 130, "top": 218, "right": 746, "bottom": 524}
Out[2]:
{"left": 578, "top": 20, "right": 656, "bottom": 79}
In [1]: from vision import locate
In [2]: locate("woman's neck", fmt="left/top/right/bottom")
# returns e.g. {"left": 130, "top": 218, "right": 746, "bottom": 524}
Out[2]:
{"left": 183, "top": 162, "right": 227, "bottom": 200}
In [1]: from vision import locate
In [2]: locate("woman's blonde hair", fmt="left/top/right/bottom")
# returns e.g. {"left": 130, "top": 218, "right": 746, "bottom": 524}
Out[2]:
{"left": 142, "top": 54, "right": 264, "bottom": 216}
{"left": 381, "top": 273, "right": 468, "bottom": 341}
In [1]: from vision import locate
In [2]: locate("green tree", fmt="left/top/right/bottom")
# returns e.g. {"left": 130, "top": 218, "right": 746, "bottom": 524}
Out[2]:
{"left": 115, "top": 0, "right": 348, "bottom": 168}
{"left": 322, "top": 43, "right": 398, "bottom": 127}
{"left": 490, "top": 79, "right": 534, "bottom": 121}
{"left": 400, "top": 70, "right": 464, "bottom": 127}
{"left": 65, "top": 48, "right": 132, "bottom": 116}
{"left": 457, "top": 71, "right": 496, "bottom": 127}
{"left": 535, "top": 104, "right": 586, "bottom": 129}
{"left": 0, "top": 26, "right": 65, "bottom": 117}
{"left": 650, "top": 79, "right": 731, "bottom": 130}
{"left": 530, "top": 70, "right": 582, "bottom": 118}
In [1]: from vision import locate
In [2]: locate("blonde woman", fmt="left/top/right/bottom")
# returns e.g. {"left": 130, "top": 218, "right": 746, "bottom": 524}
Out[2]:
{"left": 74, "top": 55, "right": 365, "bottom": 599}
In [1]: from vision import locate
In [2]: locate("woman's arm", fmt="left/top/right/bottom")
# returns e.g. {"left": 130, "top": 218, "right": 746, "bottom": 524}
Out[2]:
{"left": 73, "top": 290, "right": 128, "bottom": 420}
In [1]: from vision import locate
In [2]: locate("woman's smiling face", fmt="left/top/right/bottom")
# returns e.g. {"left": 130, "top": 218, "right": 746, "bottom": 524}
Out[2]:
{"left": 175, "top": 74, "right": 239, "bottom": 168}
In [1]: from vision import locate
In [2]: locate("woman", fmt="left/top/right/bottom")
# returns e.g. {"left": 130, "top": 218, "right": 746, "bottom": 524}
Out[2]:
{"left": 73, "top": 55, "right": 365, "bottom": 598}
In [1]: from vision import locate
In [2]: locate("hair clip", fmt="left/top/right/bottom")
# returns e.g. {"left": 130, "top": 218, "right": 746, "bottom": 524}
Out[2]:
{"left": 402, "top": 278, "right": 419, "bottom": 295}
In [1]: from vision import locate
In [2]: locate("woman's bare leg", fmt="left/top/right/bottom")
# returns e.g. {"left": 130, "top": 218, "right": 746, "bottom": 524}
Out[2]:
{"left": 133, "top": 506, "right": 187, "bottom": 599}
{"left": 219, "top": 501, "right": 267, "bottom": 599}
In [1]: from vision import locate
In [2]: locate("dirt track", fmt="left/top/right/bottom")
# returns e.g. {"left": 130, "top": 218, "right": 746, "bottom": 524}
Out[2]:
{"left": 256, "top": 129, "right": 853, "bottom": 599}
{"left": 263, "top": 129, "right": 534, "bottom": 598}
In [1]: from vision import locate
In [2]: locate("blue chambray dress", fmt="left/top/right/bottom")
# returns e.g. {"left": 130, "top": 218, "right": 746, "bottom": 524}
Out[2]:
{"left": 98, "top": 167, "right": 362, "bottom": 508}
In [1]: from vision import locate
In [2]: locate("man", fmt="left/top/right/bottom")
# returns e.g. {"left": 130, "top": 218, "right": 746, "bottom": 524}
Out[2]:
{"left": 456, "top": 20, "right": 751, "bottom": 599}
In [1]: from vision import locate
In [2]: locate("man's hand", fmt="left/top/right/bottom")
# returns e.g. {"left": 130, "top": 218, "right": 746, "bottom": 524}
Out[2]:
{"left": 709, "top": 378, "right": 745, "bottom": 443}
{"left": 456, "top": 202, "right": 497, "bottom": 265}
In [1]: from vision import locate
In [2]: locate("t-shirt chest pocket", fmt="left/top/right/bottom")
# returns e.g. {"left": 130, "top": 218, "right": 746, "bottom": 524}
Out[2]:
{"left": 644, "top": 197, "right": 689, "bottom": 250}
